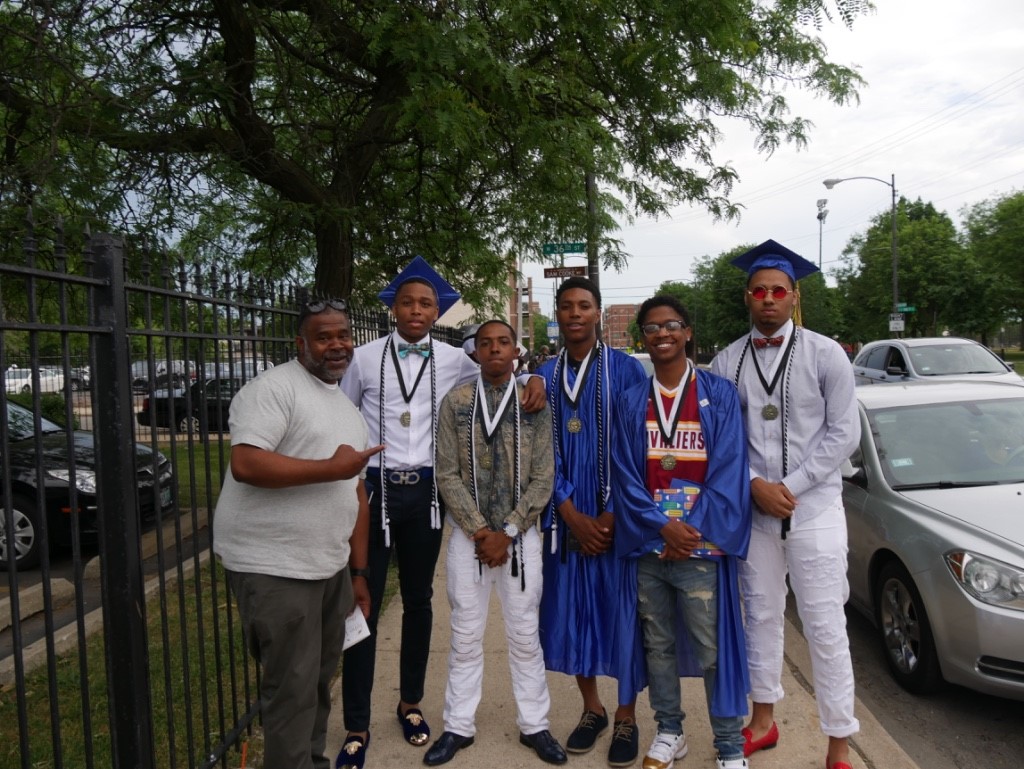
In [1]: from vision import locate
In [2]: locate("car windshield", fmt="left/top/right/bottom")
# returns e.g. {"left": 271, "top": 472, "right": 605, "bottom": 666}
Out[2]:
{"left": 909, "top": 343, "right": 1007, "bottom": 376}
{"left": 5, "top": 400, "right": 63, "bottom": 441}
{"left": 868, "top": 397, "right": 1024, "bottom": 488}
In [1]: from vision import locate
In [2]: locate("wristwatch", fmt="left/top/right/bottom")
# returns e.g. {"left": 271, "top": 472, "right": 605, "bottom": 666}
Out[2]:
{"left": 502, "top": 522, "right": 520, "bottom": 540}
{"left": 349, "top": 567, "right": 369, "bottom": 579}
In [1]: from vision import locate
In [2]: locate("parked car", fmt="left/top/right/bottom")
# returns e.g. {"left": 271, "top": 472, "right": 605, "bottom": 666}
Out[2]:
{"left": 130, "top": 359, "right": 196, "bottom": 392}
{"left": 68, "top": 366, "right": 91, "bottom": 391}
{"left": 0, "top": 399, "right": 176, "bottom": 570}
{"left": 852, "top": 337, "right": 1021, "bottom": 385}
{"left": 202, "top": 359, "right": 271, "bottom": 381}
{"left": 136, "top": 377, "right": 243, "bottom": 433}
{"left": 841, "top": 380, "right": 1024, "bottom": 700}
{"left": 3, "top": 367, "right": 65, "bottom": 395}
{"left": 630, "top": 352, "right": 654, "bottom": 375}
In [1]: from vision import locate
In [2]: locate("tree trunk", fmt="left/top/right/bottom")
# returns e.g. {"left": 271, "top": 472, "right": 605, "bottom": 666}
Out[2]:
{"left": 313, "top": 214, "right": 354, "bottom": 299}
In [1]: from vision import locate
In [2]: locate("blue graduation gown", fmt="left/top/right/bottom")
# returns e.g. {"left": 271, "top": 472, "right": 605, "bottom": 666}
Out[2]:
{"left": 611, "top": 368, "right": 751, "bottom": 717}
{"left": 535, "top": 347, "right": 648, "bottom": 703}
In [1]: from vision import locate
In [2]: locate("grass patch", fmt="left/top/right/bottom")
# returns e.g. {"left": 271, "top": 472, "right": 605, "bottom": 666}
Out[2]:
{"left": 0, "top": 558, "right": 256, "bottom": 769}
{"left": 165, "top": 437, "right": 231, "bottom": 511}
{"left": 2, "top": 433, "right": 404, "bottom": 769}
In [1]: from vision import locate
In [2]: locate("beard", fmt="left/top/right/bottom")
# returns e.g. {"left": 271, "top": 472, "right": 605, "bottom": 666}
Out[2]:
{"left": 301, "top": 347, "right": 350, "bottom": 383}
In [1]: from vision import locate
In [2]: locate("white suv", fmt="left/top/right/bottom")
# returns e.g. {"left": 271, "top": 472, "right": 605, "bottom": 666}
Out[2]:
{"left": 852, "top": 337, "right": 1022, "bottom": 386}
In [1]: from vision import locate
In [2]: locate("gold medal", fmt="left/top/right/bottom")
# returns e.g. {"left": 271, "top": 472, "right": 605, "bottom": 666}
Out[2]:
{"left": 400, "top": 410, "right": 411, "bottom": 427}
{"left": 479, "top": 453, "right": 492, "bottom": 470}
{"left": 567, "top": 416, "right": 583, "bottom": 433}
{"left": 761, "top": 404, "right": 779, "bottom": 420}
{"left": 660, "top": 454, "right": 677, "bottom": 470}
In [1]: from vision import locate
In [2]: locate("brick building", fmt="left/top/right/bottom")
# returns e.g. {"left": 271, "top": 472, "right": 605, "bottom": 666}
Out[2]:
{"left": 603, "top": 303, "right": 639, "bottom": 350}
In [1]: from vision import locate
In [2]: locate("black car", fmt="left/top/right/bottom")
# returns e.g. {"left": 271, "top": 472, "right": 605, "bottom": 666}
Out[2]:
{"left": 130, "top": 359, "right": 195, "bottom": 393}
{"left": 68, "top": 366, "right": 91, "bottom": 391}
{"left": 136, "top": 377, "right": 243, "bottom": 433}
{"left": 0, "top": 400, "right": 176, "bottom": 570}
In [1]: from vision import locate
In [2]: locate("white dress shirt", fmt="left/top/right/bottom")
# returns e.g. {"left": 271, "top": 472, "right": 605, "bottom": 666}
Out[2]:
{"left": 341, "top": 331, "right": 478, "bottom": 470}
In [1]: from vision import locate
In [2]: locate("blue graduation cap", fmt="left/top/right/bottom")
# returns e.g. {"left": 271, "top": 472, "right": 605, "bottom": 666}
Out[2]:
{"left": 378, "top": 255, "right": 461, "bottom": 317}
{"left": 730, "top": 239, "right": 819, "bottom": 283}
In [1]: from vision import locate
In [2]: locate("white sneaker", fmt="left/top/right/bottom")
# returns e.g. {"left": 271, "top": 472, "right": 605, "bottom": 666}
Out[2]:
{"left": 716, "top": 757, "right": 749, "bottom": 769}
{"left": 642, "top": 732, "right": 689, "bottom": 769}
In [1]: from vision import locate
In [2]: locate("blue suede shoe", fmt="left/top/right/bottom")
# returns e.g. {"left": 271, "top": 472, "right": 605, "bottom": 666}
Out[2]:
{"left": 336, "top": 733, "right": 369, "bottom": 769}
{"left": 397, "top": 703, "right": 431, "bottom": 746}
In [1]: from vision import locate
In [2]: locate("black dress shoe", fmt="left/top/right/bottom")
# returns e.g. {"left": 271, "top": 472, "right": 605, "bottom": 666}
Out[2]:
{"left": 519, "top": 730, "right": 568, "bottom": 765}
{"left": 424, "top": 731, "right": 475, "bottom": 766}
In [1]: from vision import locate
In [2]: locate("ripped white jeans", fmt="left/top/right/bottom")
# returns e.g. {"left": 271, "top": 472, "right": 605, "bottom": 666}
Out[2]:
{"left": 739, "top": 496, "right": 860, "bottom": 738}
{"left": 441, "top": 525, "right": 550, "bottom": 737}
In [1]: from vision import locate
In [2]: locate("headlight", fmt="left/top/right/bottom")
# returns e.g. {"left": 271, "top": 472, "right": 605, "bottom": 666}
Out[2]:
{"left": 945, "top": 551, "right": 1024, "bottom": 611}
{"left": 48, "top": 468, "right": 97, "bottom": 494}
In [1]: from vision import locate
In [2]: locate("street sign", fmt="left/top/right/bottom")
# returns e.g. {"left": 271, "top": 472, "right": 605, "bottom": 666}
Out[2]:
{"left": 547, "top": 322, "right": 559, "bottom": 340}
{"left": 889, "top": 312, "right": 905, "bottom": 332}
{"left": 542, "top": 242, "right": 586, "bottom": 255}
{"left": 543, "top": 265, "right": 588, "bottom": 279}
{"left": 897, "top": 304, "right": 917, "bottom": 313}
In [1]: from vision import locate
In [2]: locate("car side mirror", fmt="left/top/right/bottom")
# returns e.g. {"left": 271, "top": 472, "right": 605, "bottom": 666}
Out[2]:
{"left": 841, "top": 457, "right": 867, "bottom": 488}
{"left": 885, "top": 366, "right": 907, "bottom": 377}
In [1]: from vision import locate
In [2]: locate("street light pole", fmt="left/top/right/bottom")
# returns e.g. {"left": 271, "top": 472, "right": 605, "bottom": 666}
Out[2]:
{"left": 816, "top": 198, "right": 828, "bottom": 269}
{"left": 823, "top": 173, "right": 899, "bottom": 332}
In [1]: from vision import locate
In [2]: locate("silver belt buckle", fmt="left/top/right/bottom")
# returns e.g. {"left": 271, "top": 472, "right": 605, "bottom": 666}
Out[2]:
{"left": 388, "top": 469, "right": 421, "bottom": 485}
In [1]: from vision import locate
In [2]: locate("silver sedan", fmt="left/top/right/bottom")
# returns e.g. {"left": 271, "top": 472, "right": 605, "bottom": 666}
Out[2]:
{"left": 842, "top": 380, "right": 1024, "bottom": 700}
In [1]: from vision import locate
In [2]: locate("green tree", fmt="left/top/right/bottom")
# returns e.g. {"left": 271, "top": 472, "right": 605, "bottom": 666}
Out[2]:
{"left": 834, "top": 198, "right": 978, "bottom": 341}
{"left": 963, "top": 190, "right": 1024, "bottom": 343}
{"left": 530, "top": 311, "right": 554, "bottom": 354}
{"left": 2, "top": 0, "right": 867, "bottom": 300}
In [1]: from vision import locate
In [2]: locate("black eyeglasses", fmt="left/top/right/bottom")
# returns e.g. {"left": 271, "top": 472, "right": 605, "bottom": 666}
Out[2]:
{"left": 304, "top": 298, "right": 349, "bottom": 313}
{"left": 747, "top": 285, "right": 792, "bottom": 301}
{"left": 641, "top": 320, "right": 687, "bottom": 336}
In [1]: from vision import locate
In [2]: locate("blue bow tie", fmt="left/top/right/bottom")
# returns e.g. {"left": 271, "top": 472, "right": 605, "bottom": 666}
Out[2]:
{"left": 398, "top": 342, "right": 431, "bottom": 359}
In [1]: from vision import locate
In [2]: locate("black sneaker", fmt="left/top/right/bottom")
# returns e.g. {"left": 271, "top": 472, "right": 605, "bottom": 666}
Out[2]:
{"left": 566, "top": 708, "right": 609, "bottom": 754}
{"left": 607, "top": 718, "right": 639, "bottom": 767}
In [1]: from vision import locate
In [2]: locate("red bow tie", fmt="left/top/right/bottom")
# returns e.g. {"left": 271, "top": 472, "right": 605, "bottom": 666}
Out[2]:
{"left": 753, "top": 336, "right": 784, "bottom": 349}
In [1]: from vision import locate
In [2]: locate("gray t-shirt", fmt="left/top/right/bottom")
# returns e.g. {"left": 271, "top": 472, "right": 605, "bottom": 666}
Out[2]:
{"left": 213, "top": 359, "right": 369, "bottom": 579}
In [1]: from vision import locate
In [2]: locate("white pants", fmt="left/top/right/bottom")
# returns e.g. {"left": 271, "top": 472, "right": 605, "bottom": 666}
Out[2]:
{"left": 442, "top": 524, "right": 550, "bottom": 737}
{"left": 739, "top": 497, "right": 860, "bottom": 738}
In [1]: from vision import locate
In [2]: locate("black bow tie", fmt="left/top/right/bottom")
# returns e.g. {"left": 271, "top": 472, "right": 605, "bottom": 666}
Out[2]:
{"left": 753, "top": 336, "right": 784, "bottom": 349}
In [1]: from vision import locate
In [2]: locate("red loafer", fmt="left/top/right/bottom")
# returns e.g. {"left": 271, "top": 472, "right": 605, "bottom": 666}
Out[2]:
{"left": 741, "top": 721, "right": 779, "bottom": 757}
{"left": 826, "top": 760, "right": 853, "bottom": 769}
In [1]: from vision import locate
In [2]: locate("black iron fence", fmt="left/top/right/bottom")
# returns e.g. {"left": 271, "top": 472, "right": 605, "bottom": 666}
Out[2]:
{"left": 0, "top": 219, "right": 460, "bottom": 769}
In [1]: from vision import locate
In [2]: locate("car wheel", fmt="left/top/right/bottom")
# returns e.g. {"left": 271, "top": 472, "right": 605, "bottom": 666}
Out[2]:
{"left": 0, "top": 493, "right": 41, "bottom": 570}
{"left": 20, "top": 384, "right": 30, "bottom": 394}
{"left": 70, "top": 379, "right": 81, "bottom": 391}
{"left": 874, "top": 560, "right": 944, "bottom": 694}
{"left": 179, "top": 415, "right": 201, "bottom": 434}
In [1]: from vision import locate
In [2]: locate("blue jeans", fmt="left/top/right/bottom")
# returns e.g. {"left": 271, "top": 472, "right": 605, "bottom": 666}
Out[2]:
{"left": 637, "top": 553, "right": 745, "bottom": 761}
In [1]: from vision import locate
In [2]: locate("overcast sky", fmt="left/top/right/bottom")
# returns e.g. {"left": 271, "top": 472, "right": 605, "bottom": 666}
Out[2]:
{"left": 521, "top": 0, "right": 1024, "bottom": 314}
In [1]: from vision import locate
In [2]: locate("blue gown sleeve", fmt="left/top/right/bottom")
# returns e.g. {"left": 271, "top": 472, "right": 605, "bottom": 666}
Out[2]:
{"left": 610, "top": 380, "right": 665, "bottom": 558}
{"left": 534, "top": 358, "right": 574, "bottom": 530}
{"left": 686, "top": 370, "right": 752, "bottom": 560}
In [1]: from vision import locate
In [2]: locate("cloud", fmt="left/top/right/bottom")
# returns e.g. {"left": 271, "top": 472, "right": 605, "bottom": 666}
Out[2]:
{"left": 523, "top": 0, "right": 1024, "bottom": 310}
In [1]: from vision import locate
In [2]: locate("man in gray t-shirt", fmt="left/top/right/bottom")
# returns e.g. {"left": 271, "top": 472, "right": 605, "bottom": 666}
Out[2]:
{"left": 213, "top": 299, "right": 382, "bottom": 769}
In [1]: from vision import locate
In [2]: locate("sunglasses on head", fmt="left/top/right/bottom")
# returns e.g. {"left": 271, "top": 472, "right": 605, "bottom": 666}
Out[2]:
{"left": 746, "top": 285, "right": 792, "bottom": 301}
{"left": 304, "top": 298, "right": 349, "bottom": 313}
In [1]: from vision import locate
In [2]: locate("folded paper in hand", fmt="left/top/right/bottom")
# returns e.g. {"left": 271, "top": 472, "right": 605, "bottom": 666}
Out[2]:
{"left": 343, "top": 609, "right": 371, "bottom": 651}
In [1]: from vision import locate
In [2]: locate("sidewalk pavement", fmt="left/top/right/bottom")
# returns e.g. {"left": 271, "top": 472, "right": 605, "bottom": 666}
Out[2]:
{"left": 327, "top": 541, "right": 920, "bottom": 769}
